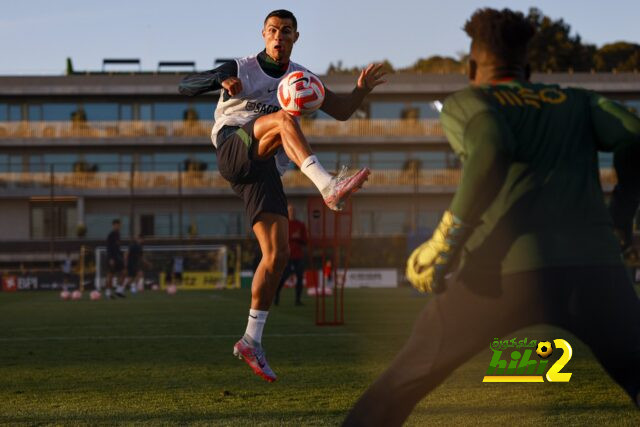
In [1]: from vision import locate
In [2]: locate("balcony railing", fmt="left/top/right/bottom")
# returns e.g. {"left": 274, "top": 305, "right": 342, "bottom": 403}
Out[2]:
{"left": 0, "top": 119, "right": 445, "bottom": 139}
{"left": 0, "top": 168, "right": 617, "bottom": 193}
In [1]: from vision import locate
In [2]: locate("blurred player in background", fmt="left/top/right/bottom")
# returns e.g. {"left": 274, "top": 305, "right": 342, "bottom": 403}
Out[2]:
{"left": 172, "top": 255, "right": 184, "bottom": 287}
{"left": 125, "top": 234, "right": 145, "bottom": 293}
{"left": 61, "top": 251, "right": 72, "bottom": 291}
{"left": 274, "top": 204, "right": 307, "bottom": 306}
{"left": 179, "top": 9, "right": 386, "bottom": 382}
{"left": 105, "top": 219, "right": 126, "bottom": 299}
{"left": 345, "top": 8, "right": 640, "bottom": 425}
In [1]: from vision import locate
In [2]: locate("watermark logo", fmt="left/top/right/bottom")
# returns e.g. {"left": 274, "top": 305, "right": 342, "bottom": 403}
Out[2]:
{"left": 482, "top": 337, "right": 573, "bottom": 383}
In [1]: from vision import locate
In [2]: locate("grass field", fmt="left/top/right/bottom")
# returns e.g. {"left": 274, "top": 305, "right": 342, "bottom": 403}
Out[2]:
{"left": 1, "top": 287, "right": 639, "bottom": 426}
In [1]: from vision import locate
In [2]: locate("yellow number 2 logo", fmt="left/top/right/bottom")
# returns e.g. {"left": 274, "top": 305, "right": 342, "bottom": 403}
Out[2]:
{"left": 545, "top": 339, "right": 573, "bottom": 382}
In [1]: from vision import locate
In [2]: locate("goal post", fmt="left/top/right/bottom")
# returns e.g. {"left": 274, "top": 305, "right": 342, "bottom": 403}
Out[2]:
{"left": 94, "top": 244, "right": 240, "bottom": 290}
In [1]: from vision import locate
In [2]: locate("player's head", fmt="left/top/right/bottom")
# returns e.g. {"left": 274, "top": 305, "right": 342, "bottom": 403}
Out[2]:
{"left": 136, "top": 233, "right": 144, "bottom": 243}
{"left": 262, "top": 9, "right": 299, "bottom": 64}
{"left": 287, "top": 203, "right": 295, "bottom": 220}
{"left": 464, "top": 8, "right": 534, "bottom": 84}
{"left": 112, "top": 219, "right": 121, "bottom": 230}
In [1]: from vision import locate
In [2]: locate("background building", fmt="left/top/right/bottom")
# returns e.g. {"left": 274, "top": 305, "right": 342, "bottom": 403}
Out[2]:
{"left": 1, "top": 66, "right": 639, "bottom": 272}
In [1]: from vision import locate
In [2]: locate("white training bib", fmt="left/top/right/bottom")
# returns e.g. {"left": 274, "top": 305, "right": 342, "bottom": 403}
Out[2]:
{"left": 211, "top": 55, "right": 307, "bottom": 175}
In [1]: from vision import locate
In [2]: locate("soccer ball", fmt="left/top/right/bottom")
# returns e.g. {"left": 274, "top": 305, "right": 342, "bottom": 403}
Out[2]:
{"left": 90, "top": 290, "right": 102, "bottom": 300}
{"left": 277, "top": 70, "right": 325, "bottom": 116}
{"left": 71, "top": 290, "right": 82, "bottom": 300}
{"left": 60, "top": 290, "right": 71, "bottom": 300}
{"left": 536, "top": 341, "right": 553, "bottom": 359}
{"left": 166, "top": 284, "right": 177, "bottom": 295}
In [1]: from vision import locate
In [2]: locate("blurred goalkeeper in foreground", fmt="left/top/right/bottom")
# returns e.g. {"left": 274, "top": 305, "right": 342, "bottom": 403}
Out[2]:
{"left": 344, "top": 8, "right": 640, "bottom": 425}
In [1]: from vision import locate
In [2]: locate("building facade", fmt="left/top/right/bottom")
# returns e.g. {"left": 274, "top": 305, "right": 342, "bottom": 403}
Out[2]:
{"left": 1, "top": 71, "right": 639, "bottom": 270}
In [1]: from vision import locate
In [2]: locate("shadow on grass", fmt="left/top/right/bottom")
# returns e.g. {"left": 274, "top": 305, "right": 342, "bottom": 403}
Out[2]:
{"left": 0, "top": 408, "right": 348, "bottom": 425}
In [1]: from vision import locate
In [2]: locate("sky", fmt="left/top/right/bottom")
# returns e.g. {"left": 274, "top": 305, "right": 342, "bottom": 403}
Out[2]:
{"left": 2, "top": 0, "right": 639, "bottom": 75}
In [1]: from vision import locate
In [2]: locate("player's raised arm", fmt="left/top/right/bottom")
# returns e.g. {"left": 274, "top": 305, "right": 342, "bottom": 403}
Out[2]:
{"left": 178, "top": 61, "right": 238, "bottom": 96}
{"left": 590, "top": 94, "right": 640, "bottom": 252}
{"left": 320, "top": 63, "right": 387, "bottom": 121}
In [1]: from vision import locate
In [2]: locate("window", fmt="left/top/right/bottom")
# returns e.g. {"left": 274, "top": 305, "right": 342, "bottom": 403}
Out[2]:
{"left": 370, "top": 101, "right": 442, "bottom": 119}
{"left": 138, "top": 104, "right": 153, "bottom": 121}
{"left": 418, "top": 210, "right": 442, "bottom": 231}
{"left": 411, "top": 151, "right": 448, "bottom": 169}
{"left": 190, "top": 212, "right": 244, "bottom": 236}
{"left": 30, "top": 202, "right": 77, "bottom": 239}
{"left": 28, "top": 104, "right": 43, "bottom": 121}
{"left": 374, "top": 211, "right": 407, "bottom": 235}
{"left": 371, "top": 152, "right": 407, "bottom": 169}
{"left": 85, "top": 214, "right": 130, "bottom": 239}
{"left": 9, "top": 104, "right": 23, "bottom": 121}
{"left": 154, "top": 103, "right": 189, "bottom": 121}
{"left": 155, "top": 153, "right": 188, "bottom": 171}
{"left": 120, "top": 104, "right": 133, "bottom": 121}
{"left": 84, "top": 103, "right": 119, "bottom": 121}
{"left": 29, "top": 155, "right": 44, "bottom": 173}
{"left": 316, "top": 151, "right": 337, "bottom": 171}
{"left": 192, "top": 102, "right": 216, "bottom": 121}
{"left": 0, "top": 103, "right": 6, "bottom": 121}
{"left": 42, "top": 103, "right": 77, "bottom": 121}
{"left": 83, "top": 154, "right": 120, "bottom": 172}
{"left": 191, "top": 152, "right": 216, "bottom": 171}
{"left": 43, "top": 154, "right": 79, "bottom": 173}
{"left": 8, "top": 155, "right": 23, "bottom": 172}
{"left": 354, "top": 210, "right": 407, "bottom": 236}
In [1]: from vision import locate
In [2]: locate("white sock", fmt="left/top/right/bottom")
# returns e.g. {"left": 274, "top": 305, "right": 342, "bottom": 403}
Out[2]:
{"left": 244, "top": 309, "right": 269, "bottom": 344}
{"left": 105, "top": 288, "right": 112, "bottom": 298}
{"left": 301, "top": 155, "right": 332, "bottom": 192}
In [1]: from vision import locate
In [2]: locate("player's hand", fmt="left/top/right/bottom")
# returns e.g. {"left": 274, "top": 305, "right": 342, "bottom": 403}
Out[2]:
{"left": 357, "top": 63, "right": 387, "bottom": 92}
{"left": 221, "top": 77, "right": 243, "bottom": 96}
{"left": 406, "top": 211, "right": 471, "bottom": 293}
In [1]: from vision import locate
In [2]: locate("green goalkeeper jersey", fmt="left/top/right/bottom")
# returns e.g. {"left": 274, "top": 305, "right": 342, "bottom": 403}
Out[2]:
{"left": 441, "top": 80, "right": 640, "bottom": 276}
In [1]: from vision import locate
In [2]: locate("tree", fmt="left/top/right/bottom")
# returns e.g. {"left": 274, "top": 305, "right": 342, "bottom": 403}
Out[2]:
{"left": 594, "top": 42, "right": 640, "bottom": 71}
{"left": 403, "top": 56, "right": 464, "bottom": 74}
{"left": 526, "top": 7, "right": 595, "bottom": 72}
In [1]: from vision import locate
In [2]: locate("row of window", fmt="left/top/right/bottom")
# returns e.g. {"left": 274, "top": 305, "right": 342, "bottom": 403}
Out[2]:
{"left": 0, "top": 101, "right": 448, "bottom": 122}
{"left": 2, "top": 100, "right": 639, "bottom": 122}
{"left": 0, "top": 102, "right": 216, "bottom": 122}
{"left": 30, "top": 207, "right": 445, "bottom": 240}
{"left": 0, "top": 150, "right": 462, "bottom": 173}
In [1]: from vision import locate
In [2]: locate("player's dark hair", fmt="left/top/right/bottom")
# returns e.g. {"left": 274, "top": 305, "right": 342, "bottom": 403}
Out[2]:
{"left": 464, "top": 8, "right": 535, "bottom": 64}
{"left": 112, "top": 219, "right": 120, "bottom": 225}
{"left": 264, "top": 9, "right": 297, "bottom": 29}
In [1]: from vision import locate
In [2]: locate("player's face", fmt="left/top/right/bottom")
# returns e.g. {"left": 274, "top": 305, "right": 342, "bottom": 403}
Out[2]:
{"left": 262, "top": 17, "right": 299, "bottom": 63}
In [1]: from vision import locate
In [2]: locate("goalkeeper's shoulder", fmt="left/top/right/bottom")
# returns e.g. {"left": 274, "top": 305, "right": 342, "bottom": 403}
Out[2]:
{"left": 441, "top": 87, "right": 495, "bottom": 153}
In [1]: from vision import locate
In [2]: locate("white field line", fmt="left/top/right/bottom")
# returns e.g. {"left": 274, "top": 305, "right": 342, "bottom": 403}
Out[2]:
{"left": 0, "top": 332, "right": 360, "bottom": 342}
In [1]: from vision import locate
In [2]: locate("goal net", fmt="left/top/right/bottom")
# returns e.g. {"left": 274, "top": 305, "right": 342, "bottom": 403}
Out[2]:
{"left": 94, "top": 244, "right": 239, "bottom": 290}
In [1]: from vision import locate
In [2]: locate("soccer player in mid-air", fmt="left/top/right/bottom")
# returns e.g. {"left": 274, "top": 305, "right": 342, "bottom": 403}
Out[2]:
{"left": 344, "top": 8, "right": 639, "bottom": 425}
{"left": 179, "top": 9, "right": 386, "bottom": 382}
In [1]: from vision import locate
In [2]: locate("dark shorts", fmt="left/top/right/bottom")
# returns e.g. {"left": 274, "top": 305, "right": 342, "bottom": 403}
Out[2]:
{"left": 216, "top": 119, "right": 288, "bottom": 225}
{"left": 127, "top": 263, "right": 140, "bottom": 278}
{"left": 108, "top": 257, "right": 124, "bottom": 274}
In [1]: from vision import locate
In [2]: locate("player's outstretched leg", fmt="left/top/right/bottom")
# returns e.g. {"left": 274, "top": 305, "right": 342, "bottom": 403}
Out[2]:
{"left": 233, "top": 213, "right": 289, "bottom": 382}
{"left": 253, "top": 111, "right": 369, "bottom": 211}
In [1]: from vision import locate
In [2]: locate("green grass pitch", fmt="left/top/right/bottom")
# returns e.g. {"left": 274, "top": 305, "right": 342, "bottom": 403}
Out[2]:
{"left": 1, "top": 287, "right": 639, "bottom": 425}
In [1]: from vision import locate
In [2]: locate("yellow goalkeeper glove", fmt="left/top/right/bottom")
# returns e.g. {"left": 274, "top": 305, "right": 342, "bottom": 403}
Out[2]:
{"left": 406, "top": 211, "right": 472, "bottom": 293}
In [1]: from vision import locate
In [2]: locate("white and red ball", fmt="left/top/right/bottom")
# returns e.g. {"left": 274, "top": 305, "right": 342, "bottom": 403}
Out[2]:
{"left": 166, "top": 284, "right": 178, "bottom": 295}
{"left": 277, "top": 71, "right": 325, "bottom": 116}
{"left": 90, "top": 290, "right": 102, "bottom": 300}
{"left": 60, "top": 290, "right": 71, "bottom": 300}
{"left": 71, "top": 290, "right": 82, "bottom": 300}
